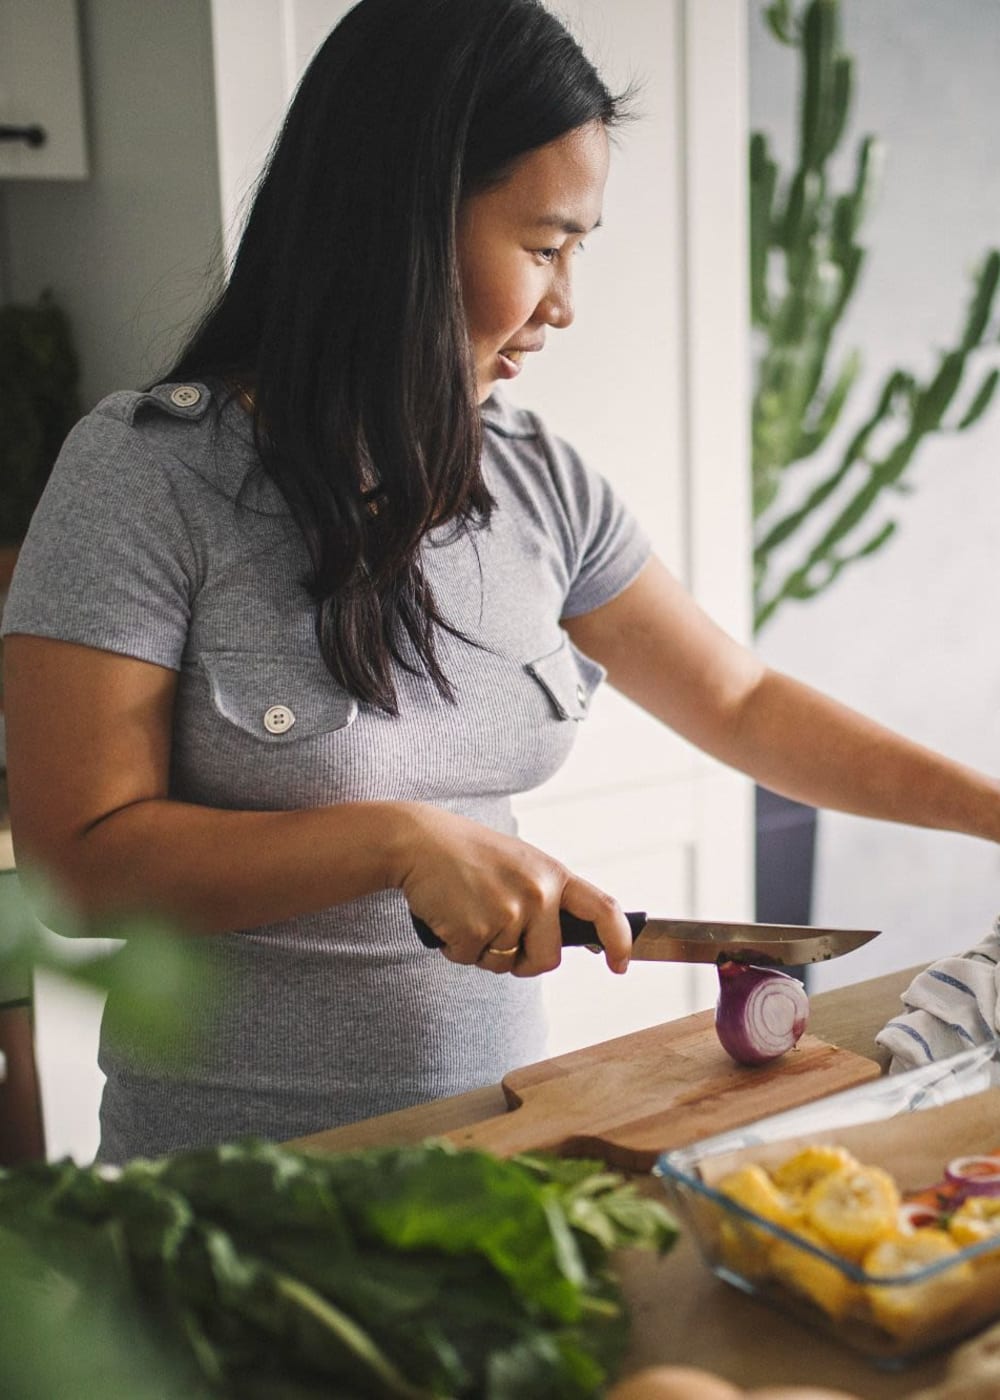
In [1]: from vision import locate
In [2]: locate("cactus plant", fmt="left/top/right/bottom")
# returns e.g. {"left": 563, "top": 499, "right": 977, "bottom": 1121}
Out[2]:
{"left": 751, "top": 0, "right": 1000, "bottom": 631}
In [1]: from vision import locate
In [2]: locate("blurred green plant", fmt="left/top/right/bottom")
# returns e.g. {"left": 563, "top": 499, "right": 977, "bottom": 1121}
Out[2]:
{"left": 0, "top": 290, "right": 80, "bottom": 547}
{"left": 0, "top": 871, "right": 212, "bottom": 1068}
{"left": 751, "top": 0, "right": 1000, "bottom": 630}
{"left": 0, "top": 1222, "right": 212, "bottom": 1400}
{"left": 0, "top": 1142, "right": 677, "bottom": 1399}
{"left": 0, "top": 871, "right": 217, "bottom": 1397}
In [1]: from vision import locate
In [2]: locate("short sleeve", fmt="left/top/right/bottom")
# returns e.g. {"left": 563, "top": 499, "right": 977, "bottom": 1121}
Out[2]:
{"left": 537, "top": 424, "right": 652, "bottom": 618}
{"left": 1, "top": 407, "right": 196, "bottom": 670}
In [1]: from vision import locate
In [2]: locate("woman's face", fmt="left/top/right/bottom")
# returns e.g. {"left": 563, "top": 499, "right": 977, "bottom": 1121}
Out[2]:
{"left": 456, "top": 121, "right": 610, "bottom": 404}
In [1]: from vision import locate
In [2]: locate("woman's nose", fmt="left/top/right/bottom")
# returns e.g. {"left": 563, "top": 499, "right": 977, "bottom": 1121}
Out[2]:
{"left": 537, "top": 274, "right": 574, "bottom": 329}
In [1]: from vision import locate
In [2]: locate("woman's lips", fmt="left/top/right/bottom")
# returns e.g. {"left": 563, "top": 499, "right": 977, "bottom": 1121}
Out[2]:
{"left": 496, "top": 348, "right": 528, "bottom": 379}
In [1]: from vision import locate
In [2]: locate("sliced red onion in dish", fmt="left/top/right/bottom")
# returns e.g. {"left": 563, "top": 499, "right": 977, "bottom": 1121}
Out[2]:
{"left": 898, "top": 1201, "right": 946, "bottom": 1230}
{"left": 945, "top": 1154, "right": 1000, "bottom": 1198}
{"left": 715, "top": 961, "right": 809, "bottom": 1066}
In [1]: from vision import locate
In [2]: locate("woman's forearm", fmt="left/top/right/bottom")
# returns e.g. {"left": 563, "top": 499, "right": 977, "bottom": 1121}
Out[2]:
{"left": 729, "top": 668, "right": 1000, "bottom": 844}
{"left": 20, "top": 794, "right": 635, "bottom": 973}
{"left": 27, "top": 798, "right": 418, "bottom": 936}
{"left": 565, "top": 564, "right": 1000, "bottom": 847}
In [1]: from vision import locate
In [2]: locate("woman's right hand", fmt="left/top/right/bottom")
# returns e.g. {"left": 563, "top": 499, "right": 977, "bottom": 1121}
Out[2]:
{"left": 389, "top": 802, "right": 633, "bottom": 977}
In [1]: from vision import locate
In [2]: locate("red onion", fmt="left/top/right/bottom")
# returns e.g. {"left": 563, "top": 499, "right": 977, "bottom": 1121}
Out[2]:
{"left": 898, "top": 1201, "right": 945, "bottom": 1230}
{"left": 715, "top": 961, "right": 809, "bottom": 1066}
{"left": 945, "top": 1154, "right": 1000, "bottom": 1199}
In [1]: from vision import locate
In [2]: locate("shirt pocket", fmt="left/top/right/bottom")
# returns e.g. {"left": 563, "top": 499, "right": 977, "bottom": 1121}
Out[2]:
{"left": 200, "top": 651, "right": 358, "bottom": 743}
{"left": 524, "top": 634, "right": 606, "bottom": 721}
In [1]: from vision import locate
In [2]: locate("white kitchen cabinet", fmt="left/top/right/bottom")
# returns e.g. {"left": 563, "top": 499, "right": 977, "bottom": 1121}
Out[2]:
{"left": 0, "top": 0, "right": 88, "bottom": 179}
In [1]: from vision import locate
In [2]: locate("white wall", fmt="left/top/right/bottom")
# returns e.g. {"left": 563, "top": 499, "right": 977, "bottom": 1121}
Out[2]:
{"left": 749, "top": 0, "right": 1000, "bottom": 993}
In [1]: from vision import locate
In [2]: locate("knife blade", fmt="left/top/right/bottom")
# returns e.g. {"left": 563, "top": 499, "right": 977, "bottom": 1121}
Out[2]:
{"left": 558, "top": 911, "right": 878, "bottom": 966}
{"left": 411, "top": 911, "right": 879, "bottom": 966}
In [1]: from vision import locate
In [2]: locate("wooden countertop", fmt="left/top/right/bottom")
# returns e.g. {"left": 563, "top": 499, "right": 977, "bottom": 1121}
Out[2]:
{"left": 295, "top": 966, "right": 956, "bottom": 1398}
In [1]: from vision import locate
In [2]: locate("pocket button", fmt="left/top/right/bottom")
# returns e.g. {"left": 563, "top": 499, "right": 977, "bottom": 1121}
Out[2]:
{"left": 263, "top": 704, "right": 296, "bottom": 734}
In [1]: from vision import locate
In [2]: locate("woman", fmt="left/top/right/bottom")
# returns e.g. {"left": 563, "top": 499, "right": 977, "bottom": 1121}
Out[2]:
{"left": 3, "top": 0, "right": 999, "bottom": 1163}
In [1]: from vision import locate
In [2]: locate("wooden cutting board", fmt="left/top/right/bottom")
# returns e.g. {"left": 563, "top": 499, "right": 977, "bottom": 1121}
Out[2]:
{"left": 442, "top": 1007, "right": 881, "bottom": 1171}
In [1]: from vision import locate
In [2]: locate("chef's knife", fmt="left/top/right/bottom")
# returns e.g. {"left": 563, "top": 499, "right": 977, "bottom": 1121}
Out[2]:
{"left": 411, "top": 911, "right": 878, "bottom": 967}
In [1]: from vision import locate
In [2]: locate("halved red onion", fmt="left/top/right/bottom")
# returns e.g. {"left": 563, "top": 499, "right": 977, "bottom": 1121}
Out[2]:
{"left": 715, "top": 960, "right": 809, "bottom": 1066}
{"left": 945, "top": 1154, "right": 1000, "bottom": 1198}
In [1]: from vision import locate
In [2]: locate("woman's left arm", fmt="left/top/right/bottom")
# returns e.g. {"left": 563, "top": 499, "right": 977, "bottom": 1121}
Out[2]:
{"left": 563, "top": 555, "right": 1000, "bottom": 844}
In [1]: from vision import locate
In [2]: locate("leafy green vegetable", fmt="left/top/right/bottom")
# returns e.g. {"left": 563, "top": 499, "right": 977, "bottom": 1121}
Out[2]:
{"left": 0, "top": 1140, "right": 677, "bottom": 1399}
{"left": 0, "top": 1218, "right": 213, "bottom": 1400}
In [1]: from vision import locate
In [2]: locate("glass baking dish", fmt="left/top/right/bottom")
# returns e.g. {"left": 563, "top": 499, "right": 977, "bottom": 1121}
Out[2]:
{"left": 654, "top": 1040, "right": 1000, "bottom": 1368}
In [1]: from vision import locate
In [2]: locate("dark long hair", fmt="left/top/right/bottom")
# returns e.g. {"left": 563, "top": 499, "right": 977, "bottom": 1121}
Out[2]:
{"left": 167, "top": 0, "right": 631, "bottom": 713}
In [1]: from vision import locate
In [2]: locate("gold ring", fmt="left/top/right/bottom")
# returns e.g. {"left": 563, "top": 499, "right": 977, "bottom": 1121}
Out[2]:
{"left": 487, "top": 945, "right": 519, "bottom": 958}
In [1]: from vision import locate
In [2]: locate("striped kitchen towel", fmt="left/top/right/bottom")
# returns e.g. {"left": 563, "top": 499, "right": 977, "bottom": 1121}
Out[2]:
{"left": 875, "top": 916, "right": 1000, "bottom": 1072}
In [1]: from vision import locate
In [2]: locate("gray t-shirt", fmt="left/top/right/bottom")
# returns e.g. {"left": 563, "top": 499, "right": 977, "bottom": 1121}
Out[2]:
{"left": 2, "top": 382, "right": 650, "bottom": 1162}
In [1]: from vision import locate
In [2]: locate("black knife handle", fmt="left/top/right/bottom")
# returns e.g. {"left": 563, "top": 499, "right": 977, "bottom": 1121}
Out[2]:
{"left": 412, "top": 916, "right": 446, "bottom": 949}
{"left": 411, "top": 910, "right": 648, "bottom": 950}
{"left": 559, "top": 910, "right": 648, "bottom": 945}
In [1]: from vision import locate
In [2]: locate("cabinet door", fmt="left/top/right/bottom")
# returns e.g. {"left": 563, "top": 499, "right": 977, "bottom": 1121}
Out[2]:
{"left": 0, "top": 0, "right": 87, "bottom": 179}
{"left": 209, "top": 0, "right": 753, "bottom": 1049}
{"left": 210, "top": 0, "right": 355, "bottom": 261}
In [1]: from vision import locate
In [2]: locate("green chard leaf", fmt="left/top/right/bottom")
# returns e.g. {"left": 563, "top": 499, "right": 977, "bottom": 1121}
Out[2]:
{"left": 313, "top": 1143, "right": 588, "bottom": 1319}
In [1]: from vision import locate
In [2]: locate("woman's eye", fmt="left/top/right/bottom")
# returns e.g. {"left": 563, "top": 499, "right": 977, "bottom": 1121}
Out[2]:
{"left": 533, "top": 241, "right": 585, "bottom": 265}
